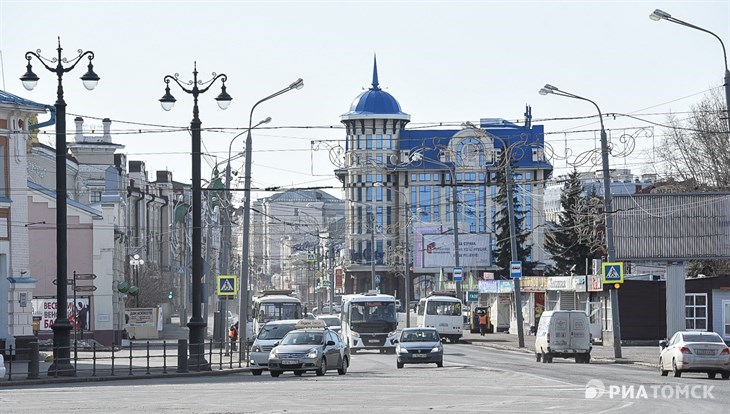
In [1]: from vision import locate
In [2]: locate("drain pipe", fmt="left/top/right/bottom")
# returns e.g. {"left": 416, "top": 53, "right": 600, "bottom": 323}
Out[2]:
{"left": 28, "top": 105, "right": 56, "bottom": 130}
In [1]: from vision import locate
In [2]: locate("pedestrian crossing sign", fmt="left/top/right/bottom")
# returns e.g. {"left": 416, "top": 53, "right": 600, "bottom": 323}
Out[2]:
{"left": 602, "top": 262, "right": 624, "bottom": 284}
{"left": 216, "top": 275, "right": 238, "bottom": 296}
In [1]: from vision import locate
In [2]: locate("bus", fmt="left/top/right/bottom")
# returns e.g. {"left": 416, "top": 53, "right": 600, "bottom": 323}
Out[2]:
{"left": 252, "top": 290, "right": 303, "bottom": 335}
{"left": 416, "top": 292, "right": 463, "bottom": 343}
{"left": 341, "top": 293, "right": 398, "bottom": 353}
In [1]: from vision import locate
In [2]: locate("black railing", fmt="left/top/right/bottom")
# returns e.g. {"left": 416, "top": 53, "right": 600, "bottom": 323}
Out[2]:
{"left": 1, "top": 339, "right": 250, "bottom": 382}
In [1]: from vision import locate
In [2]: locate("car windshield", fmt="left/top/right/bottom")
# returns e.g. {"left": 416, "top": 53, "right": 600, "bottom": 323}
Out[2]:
{"left": 318, "top": 317, "right": 340, "bottom": 327}
{"left": 257, "top": 324, "right": 296, "bottom": 340}
{"left": 281, "top": 331, "right": 324, "bottom": 345}
{"left": 400, "top": 330, "right": 439, "bottom": 342}
{"left": 683, "top": 334, "right": 723, "bottom": 343}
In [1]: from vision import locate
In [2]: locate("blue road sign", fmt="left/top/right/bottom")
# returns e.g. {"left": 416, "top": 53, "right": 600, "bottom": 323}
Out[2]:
{"left": 602, "top": 262, "right": 624, "bottom": 284}
{"left": 510, "top": 261, "right": 522, "bottom": 279}
{"left": 453, "top": 267, "right": 463, "bottom": 282}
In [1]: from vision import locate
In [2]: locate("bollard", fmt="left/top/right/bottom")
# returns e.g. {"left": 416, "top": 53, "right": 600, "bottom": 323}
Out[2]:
{"left": 27, "top": 342, "right": 39, "bottom": 380}
{"left": 177, "top": 339, "right": 188, "bottom": 373}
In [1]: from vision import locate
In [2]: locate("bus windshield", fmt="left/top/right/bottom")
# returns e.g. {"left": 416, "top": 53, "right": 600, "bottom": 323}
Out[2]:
{"left": 257, "top": 303, "right": 302, "bottom": 323}
{"left": 350, "top": 302, "right": 396, "bottom": 323}
{"left": 426, "top": 300, "right": 461, "bottom": 316}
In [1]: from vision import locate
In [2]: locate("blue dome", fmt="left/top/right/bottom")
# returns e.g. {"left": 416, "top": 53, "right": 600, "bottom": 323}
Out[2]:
{"left": 341, "top": 56, "right": 410, "bottom": 121}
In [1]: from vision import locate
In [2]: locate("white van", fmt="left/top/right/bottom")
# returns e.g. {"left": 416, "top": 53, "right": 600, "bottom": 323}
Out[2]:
{"left": 534, "top": 310, "right": 591, "bottom": 363}
{"left": 416, "top": 293, "right": 463, "bottom": 343}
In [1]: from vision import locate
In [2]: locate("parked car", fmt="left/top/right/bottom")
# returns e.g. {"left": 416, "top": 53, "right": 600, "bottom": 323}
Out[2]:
{"left": 0, "top": 353, "right": 5, "bottom": 380}
{"left": 659, "top": 331, "right": 730, "bottom": 379}
{"left": 534, "top": 310, "right": 591, "bottom": 363}
{"left": 249, "top": 319, "right": 300, "bottom": 375}
{"left": 316, "top": 315, "right": 342, "bottom": 334}
{"left": 268, "top": 320, "right": 350, "bottom": 377}
{"left": 395, "top": 327, "right": 443, "bottom": 368}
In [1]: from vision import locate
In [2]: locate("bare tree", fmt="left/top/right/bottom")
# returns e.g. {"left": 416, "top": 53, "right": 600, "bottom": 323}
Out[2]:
{"left": 657, "top": 88, "right": 730, "bottom": 190}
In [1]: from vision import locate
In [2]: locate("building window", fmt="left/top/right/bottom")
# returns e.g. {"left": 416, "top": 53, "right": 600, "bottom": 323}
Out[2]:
{"left": 376, "top": 134, "right": 383, "bottom": 149}
{"left": 685, "top": 293, "right": 707, "bottom": 331}
{"left": 90, "top": 191, "right": 102, "bottom": 203}
{"left": 723, "top": 300, "right": 730, "bottom": 337}
{"left": 366, "top": 134, "right": 373, "bottom": 149}
{"left": 384, "top": 134, "right": 392, "bottom": 149}
{"left": 0, "top": 136, "right": 7, "bottom": 198}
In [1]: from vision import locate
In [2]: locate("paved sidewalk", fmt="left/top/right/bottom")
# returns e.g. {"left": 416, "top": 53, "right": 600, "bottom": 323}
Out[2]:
{"left": 461, "top": 330, "right": 659, "bottom": 367}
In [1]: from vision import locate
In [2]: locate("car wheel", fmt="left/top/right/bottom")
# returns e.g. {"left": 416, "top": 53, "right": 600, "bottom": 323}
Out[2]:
{"left": 316, "top": 358, "right": 327, "bottom": 376}
{"left": 546, "top": 353, "right": 553, "bottom": 363}
{"left": 251, "top": 369, "right": 262, "bottom": 376}
{"left": 541, "top": 352, "right": 548, "bottom": 363}
{"left": 294, "top": 371, "right": 303, "bottom": 377}
{"left": 270, "top": 370, "right": 281, "bottom": 378}
{"left": 436, "top": 360, "right": 443, "bottom": 368}
{"left": 721, "top": 372, "right": 730, "bottom": 380}
{"left": 707, "top": 372, "right": 716, "bottom": 379}
{"left": 338, "top": 357, "right": 348, "bottom": 375}
{"left": 584, "top": 355, "right": 590, "bottom": 364}
{"left": 672, "top": 359, "right": 682, "bottom": 378}
{"left": 536, "top": 353, "right": 542, "bottom": 362}
{"left": 397, "top": 361, "right": 404, "bottom": 369}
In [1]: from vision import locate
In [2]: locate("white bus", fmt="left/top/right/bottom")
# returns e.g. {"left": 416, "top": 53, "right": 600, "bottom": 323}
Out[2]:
{"left": 252, "top": 290, "right": 303, "bottom": 335}
{"left": 416, "top": 292, "right": 463, "bottom": 343}
{"left": 341, "top": 293, "right": 398, "bottom": 353}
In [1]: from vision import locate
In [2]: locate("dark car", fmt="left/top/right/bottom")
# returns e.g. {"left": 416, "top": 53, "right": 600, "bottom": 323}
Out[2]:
{"left": 395, "top": 327, "right": 443, "bottom": 368}
{"left": 268, "top": 322, "right": 350, "bottom": 377}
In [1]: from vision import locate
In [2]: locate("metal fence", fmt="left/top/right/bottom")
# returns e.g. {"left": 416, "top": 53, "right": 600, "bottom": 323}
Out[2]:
{"left": 2, "top": 338, "right": 250, "bottom": 382}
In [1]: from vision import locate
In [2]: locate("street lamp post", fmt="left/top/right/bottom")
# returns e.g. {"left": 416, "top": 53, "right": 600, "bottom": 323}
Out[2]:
{"left": 539, "top": 84, "right": 622, "bottom": 358}
{"left": 159, "top": 62, "right": 232, "bottom": 370}
{"left": 129, "top": 254, "right": 145, "bottom": 307}
{"left": 461, "top": 123, "right": 525, "bottom": 348}
{"left": 21, "top": 38, "right": 100, "bottom": 376}
{"left": 650, "top": 9, "right": 730, "bottom": 136}
{"left": 240, "top": 78, "right": 303, "bottom": 352}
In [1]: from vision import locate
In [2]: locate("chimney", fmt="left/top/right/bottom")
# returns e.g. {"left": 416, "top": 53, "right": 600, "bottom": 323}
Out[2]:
{"left": 74, "top": 117, "right": 84, "bottom": 141}
{"left": 102, "top": 118, "right": 112, "bottom": 143}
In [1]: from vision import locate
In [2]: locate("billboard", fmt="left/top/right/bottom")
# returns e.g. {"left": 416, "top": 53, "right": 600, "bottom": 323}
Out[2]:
{"left": 418, "top": 233, "right": 491, "bottom": 270}
{"left": 32, "top": 297, "right": 90, "bottom": 332}
{"left": 612, "top": 193, "right": 730, "bottom": 260}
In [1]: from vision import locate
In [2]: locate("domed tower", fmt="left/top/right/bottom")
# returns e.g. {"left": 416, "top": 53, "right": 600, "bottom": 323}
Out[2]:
{"left": 340, "top": 57, "right": 410, "bottom": 294}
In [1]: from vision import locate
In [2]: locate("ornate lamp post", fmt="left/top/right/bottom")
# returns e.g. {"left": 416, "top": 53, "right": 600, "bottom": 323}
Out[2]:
{"left": 649, "top": 9, "right": 730, "bottom": 136}
{"left": 21, "top": 38, "right": 99, "bottom": 376}
{"left": 239, "top": 78, "right": 303, "bottom": 350}
{"left": 159, "top": 62, "right": 232, "bottom": 370}
{"left": 129, "top": 254, "right": 145, "bottom": 307}
{"left": 539, "top": 84, "right": 621, "bottom": 358}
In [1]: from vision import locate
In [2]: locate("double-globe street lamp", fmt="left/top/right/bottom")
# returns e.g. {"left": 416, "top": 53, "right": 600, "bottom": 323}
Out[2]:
{"left": 159, "top": 62, "right": 232, "bottom": 370}
{"left": 240, "top": 78, "right": 304, "bottom": 349}
{"left": 129, "top": 254, "right": 145, "bottom": 307}
{"left": 538, "top": 84, "right": 622, "bottom": 358}
{"left": 650, "top": 9, "right": 730, "bottom": 136}
{"left": 21, "top": 38, "right": 100, "bottom": 376}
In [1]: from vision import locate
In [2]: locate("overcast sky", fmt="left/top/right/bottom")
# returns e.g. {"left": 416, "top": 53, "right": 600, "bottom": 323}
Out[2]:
{"left": 1, "top": 0, "right": 728, "bottom": 202}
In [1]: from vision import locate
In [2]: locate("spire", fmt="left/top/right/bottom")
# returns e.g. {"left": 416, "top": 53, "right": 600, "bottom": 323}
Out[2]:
{"left": 371, "top": 54, "right": 380, "bottom": 90}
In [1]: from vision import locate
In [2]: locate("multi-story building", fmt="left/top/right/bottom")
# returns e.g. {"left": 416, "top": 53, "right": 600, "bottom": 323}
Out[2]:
{"left": 336, "top": 59, "right": 553, "bottom": 302}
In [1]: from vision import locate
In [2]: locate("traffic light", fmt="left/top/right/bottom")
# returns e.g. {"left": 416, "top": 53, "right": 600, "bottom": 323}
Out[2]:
{"left": 168, "top": 290, "right": 173, "bottom": 300}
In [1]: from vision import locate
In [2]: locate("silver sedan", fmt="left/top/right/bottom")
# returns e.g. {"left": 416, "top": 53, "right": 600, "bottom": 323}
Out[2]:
{"left": 659, "top": 331, "right": 730, "bottom": 379}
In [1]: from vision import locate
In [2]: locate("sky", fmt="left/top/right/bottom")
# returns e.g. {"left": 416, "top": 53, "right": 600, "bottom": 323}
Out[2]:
{"left": 1, "top": 0, "right": 728, "bottom": 203}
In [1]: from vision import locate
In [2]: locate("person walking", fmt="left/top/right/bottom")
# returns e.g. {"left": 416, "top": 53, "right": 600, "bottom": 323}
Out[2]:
{"left": 229, "top": 321, "right": 239, "bottom": 352}
{"left": 478, "top": 312, "right": 488, "bottom": 336}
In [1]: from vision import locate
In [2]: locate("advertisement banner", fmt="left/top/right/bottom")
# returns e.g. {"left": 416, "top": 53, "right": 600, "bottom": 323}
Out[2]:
{"left": 420, "top": 233, "right": 491, "bottom": 269}
{"left": 478, "top": 280, "right": 498, "bottom": 293}
{"left": 547, "top": 276, "right": 573, "bottom": 291}
{"left": 520, "top": 276, "right": 548, "bottom": 292}
{"left": 588, "top": 274, "right": 604, "bottom": 292}
{"left": 126, "top": 308, "right": 156, "bottom": 327}
{"left": 32, "top": 298, "right": 90, "bottom": 332}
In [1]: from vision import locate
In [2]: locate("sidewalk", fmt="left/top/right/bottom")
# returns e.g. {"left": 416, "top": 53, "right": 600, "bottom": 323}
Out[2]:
{"left": 461, "top": 330, "right": 659, "bottom": 367}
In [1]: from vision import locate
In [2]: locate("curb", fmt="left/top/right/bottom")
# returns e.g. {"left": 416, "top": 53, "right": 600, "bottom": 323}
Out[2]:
{"left": 0, "top": 367, "right": 251, "bottom": 388}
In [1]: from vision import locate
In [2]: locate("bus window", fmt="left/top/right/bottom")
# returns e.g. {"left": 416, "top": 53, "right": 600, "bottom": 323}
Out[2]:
{"left": 426, "top": 301, "right": 461, "bottom": 316}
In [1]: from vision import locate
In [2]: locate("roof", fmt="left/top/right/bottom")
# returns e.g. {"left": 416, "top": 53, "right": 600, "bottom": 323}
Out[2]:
{"left": 341, "top": 56, "right": 410, "bottom": 121}
{"left": 0, "top": 90, "right": 47, "bottom": 110}
{"left": 28, "top": 180, "right": 103, "bottom": 219}
{"left": 265, "top": 189, "right": 343, "bottom": 204}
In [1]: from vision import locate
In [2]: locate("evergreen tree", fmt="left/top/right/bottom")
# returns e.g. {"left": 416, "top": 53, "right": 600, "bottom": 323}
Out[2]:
{"left": 544, "top": 170, "right": 601, "bottom": 275}
{"left": 491, "top": 154, "right": 535, "bottom": 278}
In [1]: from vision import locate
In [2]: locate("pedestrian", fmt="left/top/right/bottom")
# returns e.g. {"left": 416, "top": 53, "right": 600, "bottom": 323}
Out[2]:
{"left": 478, "top": 311, "right": 488, "bottom": 336}
{"left": 229, "top": 321, "right": 239, "bottom": 352}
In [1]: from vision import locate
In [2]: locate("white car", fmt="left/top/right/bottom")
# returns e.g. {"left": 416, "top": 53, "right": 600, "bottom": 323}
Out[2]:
{"left": 659, "top": 331, "right": 730, "bottom": 379}
{"left": 0, "top": 353, "right": 5, "bottom": 380}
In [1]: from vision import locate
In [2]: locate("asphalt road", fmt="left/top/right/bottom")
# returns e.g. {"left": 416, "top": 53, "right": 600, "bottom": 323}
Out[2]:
{"left": 1, "top": 343, "right": 727, "bottom": 413}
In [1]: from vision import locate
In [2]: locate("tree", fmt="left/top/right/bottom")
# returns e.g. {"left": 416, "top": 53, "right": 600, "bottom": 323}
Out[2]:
{"left": 657, "top": 88, "right": 730, "bottom": 276}
{"left": 491, "top": 154, "right": 535, "bottom": 278}
{"left": 544, "top": 170, "right": 601, "bottom": 275}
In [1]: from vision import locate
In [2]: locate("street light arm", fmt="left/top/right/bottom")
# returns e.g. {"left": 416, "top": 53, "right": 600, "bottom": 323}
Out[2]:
{"left": 654, "top": 12, "right": 729, "bottom": 72}
{"left": 226, "top": 118, "right": 272, "bottom": 169}
{"left": 248, "top": 79, "right": 303, "bottom": 132}
{"left": 547, "top": 89, "right": 606, "bottom": 131}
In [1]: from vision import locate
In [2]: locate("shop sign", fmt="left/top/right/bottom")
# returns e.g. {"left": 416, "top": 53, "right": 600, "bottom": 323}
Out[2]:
{"left": 547, "top": 276, "right": 573, "bottom": 291}
{"left": 520, "top": 276, "right": 548, "bottom": 292}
